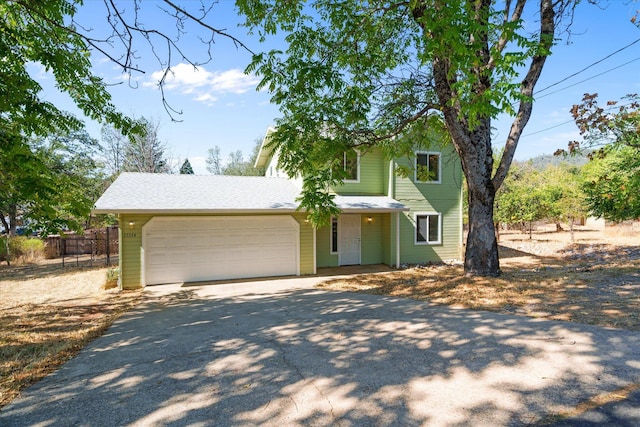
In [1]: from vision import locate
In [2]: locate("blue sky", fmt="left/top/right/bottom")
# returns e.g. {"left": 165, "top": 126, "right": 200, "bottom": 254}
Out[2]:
{"left": 33, "top": 1, "right": 640, "bottom": 174}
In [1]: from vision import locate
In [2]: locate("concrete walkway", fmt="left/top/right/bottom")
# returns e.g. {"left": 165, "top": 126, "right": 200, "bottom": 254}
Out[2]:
{"left": 1, "top": 275, "right": 639, "bottom": 426}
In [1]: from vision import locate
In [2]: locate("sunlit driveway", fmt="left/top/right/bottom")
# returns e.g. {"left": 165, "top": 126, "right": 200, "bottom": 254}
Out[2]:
{"left": 1, "top": 276, "right": 639, "bottom": 426}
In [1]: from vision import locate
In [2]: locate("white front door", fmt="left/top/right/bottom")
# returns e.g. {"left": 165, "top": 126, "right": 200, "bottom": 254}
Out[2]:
{"left": 339, "top": 214, "right": 361, "bottom": 265}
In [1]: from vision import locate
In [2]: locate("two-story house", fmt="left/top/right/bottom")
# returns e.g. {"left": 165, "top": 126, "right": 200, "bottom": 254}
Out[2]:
{"left": 93, "top": 128, "right": 462, "bottom": 289}
{"left": 255, "top": 127, "right": 463, "bottom": 270}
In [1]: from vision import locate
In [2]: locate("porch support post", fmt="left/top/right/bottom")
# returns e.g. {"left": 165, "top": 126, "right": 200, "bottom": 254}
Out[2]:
{"left": 395, "top": 211, "right": 400, "bottom": 268}
{"left": 312, "top": 226, "right": 317, "bottom": 274}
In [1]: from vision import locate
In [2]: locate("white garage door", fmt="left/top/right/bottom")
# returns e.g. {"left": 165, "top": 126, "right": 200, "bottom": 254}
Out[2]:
{"left": 143, "top": 216, "right": 299, "bottom": 285}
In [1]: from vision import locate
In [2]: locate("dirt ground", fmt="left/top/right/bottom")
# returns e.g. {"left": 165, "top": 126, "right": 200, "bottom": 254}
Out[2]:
{"left": 0, "top": 263, "right": 141, "bottom": 408}
{"left": 0, "top": 226, "right": 637, "bottom": 409}
{"left": 319, "top": 226, "right": 640, "bottom": 331}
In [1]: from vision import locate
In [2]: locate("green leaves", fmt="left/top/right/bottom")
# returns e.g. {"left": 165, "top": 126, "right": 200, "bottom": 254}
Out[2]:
{"left": 581, "top": 145, "right": 640, "bottom": 222}
{"left": 0, "top": 129, "right": 102, "bottom": 236}
{"left": 0, "top": 0, "right": 138, "bottom": 138}
{"left": 567, "top": 93, "right": 640, "bottom": 221}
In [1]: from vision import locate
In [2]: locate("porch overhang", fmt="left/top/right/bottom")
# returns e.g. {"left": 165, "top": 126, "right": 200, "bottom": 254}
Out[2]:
{"left": 333, "top": 195, "right": 409, "bottom": 213}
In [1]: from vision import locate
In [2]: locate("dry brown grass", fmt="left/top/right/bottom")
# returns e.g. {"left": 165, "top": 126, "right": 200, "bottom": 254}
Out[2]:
{"left": 0, "top": 264, "right": 142, "bottom": 408}
{"left": 319, "top": 229, "right": 640, "bottom": 331}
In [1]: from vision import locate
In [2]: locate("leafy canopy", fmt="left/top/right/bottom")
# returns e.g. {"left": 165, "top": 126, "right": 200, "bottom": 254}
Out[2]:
{"left": 566, "top": 93, "right": 640, "bottom": 221}
{"left": 0, "top": 129, "right": 103, "bottom": 236}
{"left": 238, "top": 0, "right": 567, "bottom": 226}
{"left": 0, "top": 0, "right": 140, "bottom": 138}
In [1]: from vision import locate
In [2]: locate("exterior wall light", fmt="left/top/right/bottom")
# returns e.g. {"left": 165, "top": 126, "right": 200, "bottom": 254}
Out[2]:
{"left": 128, "top": 220, "right": 135, "bottom": 229}
{"left": 367, "top": 216, "right": 373, "bottom": 223}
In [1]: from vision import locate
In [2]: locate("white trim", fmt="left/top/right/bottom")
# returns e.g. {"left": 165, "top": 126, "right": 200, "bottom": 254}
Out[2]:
{"left": 395, "top": 211, "right": 400, "bottom": 268}
{"left": 414, "top": 212, "right": 442, "bottom": 245}
{"left": 388, "top": 159, "right": 395, "bottom": 198}
{"left": 342, "top": 151, "right": 361, "bottom": 183}
{"left": 312, "top": 225, "right": 317, "bottom": 275}
{"left": 414, "top": 151, "right": 442, "bottom": 184}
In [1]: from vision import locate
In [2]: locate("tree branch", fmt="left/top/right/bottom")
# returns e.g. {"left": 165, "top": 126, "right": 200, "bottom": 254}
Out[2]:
{"left": 162, "top": 0, "right": 255, "bottom": 56}
{"left": 493, "top": 0, "right": 556, "bottom": 190}
{"left": 488, "top": 0, "right": 527, "bottom": 69}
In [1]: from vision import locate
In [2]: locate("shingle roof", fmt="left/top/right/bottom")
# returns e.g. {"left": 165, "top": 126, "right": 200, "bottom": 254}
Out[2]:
{"left": 93, "top": 172, "right": 409, "bottom": 214}
{"left": 93, "top": 173, "right": 301, "bottom": 213}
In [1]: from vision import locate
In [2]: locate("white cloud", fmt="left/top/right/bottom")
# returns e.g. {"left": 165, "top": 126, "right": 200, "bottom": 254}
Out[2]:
{"left": 189, "top": 156, "right": 208, "bottom": 175}
{"left": 143, "top": 63, "right": 260, "bottom": 105}
{"left": 27, "top": 62, "right": 51, "bottom": 80}
{"left": 195, "top": 93, "right": 218, "bottom": 106}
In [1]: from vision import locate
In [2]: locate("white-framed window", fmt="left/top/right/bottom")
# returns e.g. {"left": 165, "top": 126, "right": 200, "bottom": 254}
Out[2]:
{"left": 342, "top": 150, "right": 360, "bottom": 182}
{"left": 330, "top": 216, "right": 338, "bottom": 253}
{"left": 414, "top": 151, "right": 441, "bottom": 183}
{"left": 415, "top": 212, "right": 441, "bottom": 245}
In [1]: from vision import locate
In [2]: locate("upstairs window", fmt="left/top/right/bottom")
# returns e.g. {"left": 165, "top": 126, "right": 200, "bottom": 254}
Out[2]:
{"left": 341, "top": 150, "right": 359, "bottom": 182}
{"left": 415, "top": 151, "right": 441, "bottom": 183}
{"left": 415, "top": 213, "right": 441, "bottom": 245}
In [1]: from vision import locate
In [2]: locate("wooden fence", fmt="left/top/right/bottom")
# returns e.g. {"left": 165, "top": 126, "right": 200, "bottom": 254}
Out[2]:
{"left": 44, "top": 226, "right": 119, "bottom": 266}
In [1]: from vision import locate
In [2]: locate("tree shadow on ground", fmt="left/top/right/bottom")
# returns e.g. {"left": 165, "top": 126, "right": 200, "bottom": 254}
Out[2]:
{"left": 1, "top": 287, "right": 639, "bottom": 426}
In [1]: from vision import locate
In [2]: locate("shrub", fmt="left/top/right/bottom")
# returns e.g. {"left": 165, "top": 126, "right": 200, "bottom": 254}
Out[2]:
{"left": 0, "top": 236, "right": 45, "bottom": 264}
{"left": 104, "top": 267, "right": 119, "bottom": 290}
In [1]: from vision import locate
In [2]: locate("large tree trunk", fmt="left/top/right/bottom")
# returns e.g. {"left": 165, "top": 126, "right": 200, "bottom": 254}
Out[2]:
{"left": 417, "top": 0, "right": 556, "bottom": 277}
{"left": 466, "top": 180, "right": 500, "bottom": 276}
{"left": 458, "top": 118, "right": 501, "bottom": 276}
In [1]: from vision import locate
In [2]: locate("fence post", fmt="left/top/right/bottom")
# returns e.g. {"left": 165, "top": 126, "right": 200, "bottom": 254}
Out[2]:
{"left": 106, "top": 226, "right": 111, "bottom": 266}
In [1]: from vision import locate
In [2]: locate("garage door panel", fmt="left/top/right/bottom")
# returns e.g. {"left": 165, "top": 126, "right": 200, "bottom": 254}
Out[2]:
{"left": 143, "top": 216, "right": 299, "bottom": 285}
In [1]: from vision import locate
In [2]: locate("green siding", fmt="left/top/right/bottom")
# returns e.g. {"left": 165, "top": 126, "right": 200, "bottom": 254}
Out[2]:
{"left": 361, "top": 214, "right": 383, "bottom": 264}
{"left": 293, "top": 213, "right": 315, "bottom": 275}
{"left": 315, "top": 145, "right": 463, "bottom": 267}
{"left": 381, "top": 213, "right": 392, "bottom": 265}
{"left": 315, "top": 213, "right": 386, "bottom": 267}
{"left": 119, "top": 214, "right": 153, "bottom": 289}
{"left": 393, "top": 145, "right": 463, "bottom": 263}
{"left": 316, "top": 224, "right": 338, "bottom": 267}
{"left": 332, "top": 148, "right": 385, "bottom": 195}
{"left": 119, "top": 212, "right": 314, "bottom": 289}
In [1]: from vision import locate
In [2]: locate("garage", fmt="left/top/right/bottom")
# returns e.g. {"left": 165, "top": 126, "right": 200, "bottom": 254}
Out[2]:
{"left": 143, "top": 216, "right": 300, "bottom": 285}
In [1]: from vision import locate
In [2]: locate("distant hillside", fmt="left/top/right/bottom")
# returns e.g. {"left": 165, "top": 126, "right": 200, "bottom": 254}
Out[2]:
{"left": 519, "top": 152, "right": 590, "bottom": 169}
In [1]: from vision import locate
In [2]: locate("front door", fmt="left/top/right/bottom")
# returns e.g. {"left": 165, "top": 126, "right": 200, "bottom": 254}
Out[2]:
{"left": 339, "top": 214, "right": 361, "bottom": 265}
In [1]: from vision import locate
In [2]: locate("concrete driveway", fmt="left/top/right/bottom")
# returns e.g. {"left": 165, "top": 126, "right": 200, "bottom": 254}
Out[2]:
{"left": 1, "top": 275, "right": 639, "bottom": 426}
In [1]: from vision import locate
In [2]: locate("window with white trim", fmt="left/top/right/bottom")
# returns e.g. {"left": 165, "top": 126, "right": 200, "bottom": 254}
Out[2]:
{"left": 330, "top": 216, "right": 338, "bottom": 253}
{"left": 415, "top": 213, "right": 441, "bottom": 245}
{"left": 342, "top": 151, "right": 359, "bottom": 181}
{"left": 415, "top": 151, "right": 441, "bottom": 183}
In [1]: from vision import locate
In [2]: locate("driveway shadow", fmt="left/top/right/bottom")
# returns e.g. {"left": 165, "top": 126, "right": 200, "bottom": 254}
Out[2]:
{"left": 1, "top": 287, "right": 639, "bottom": 426}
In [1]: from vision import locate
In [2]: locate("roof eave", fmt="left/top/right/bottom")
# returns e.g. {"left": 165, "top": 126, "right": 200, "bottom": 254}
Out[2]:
{"left": 92, "top": 208, "right": 300, "bottom": 215}
{"left": 254, "top": 126, "right": 277, "bottom": 169}
{"left": 339, "top": 207, "right": 410, "bottom": 213}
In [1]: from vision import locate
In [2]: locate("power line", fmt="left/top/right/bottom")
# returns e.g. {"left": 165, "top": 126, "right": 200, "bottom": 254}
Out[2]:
{"left": 536, "top": 56, "right": 640, "bottom": 100}
{"left": 521, "top": 101, "right": 637, "bottom": 138}
{"left": 534, "top": 36, "right": 640, "bottom": 95}
{"left": 521, "top": 119, "right": 574, "bottom": 137}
